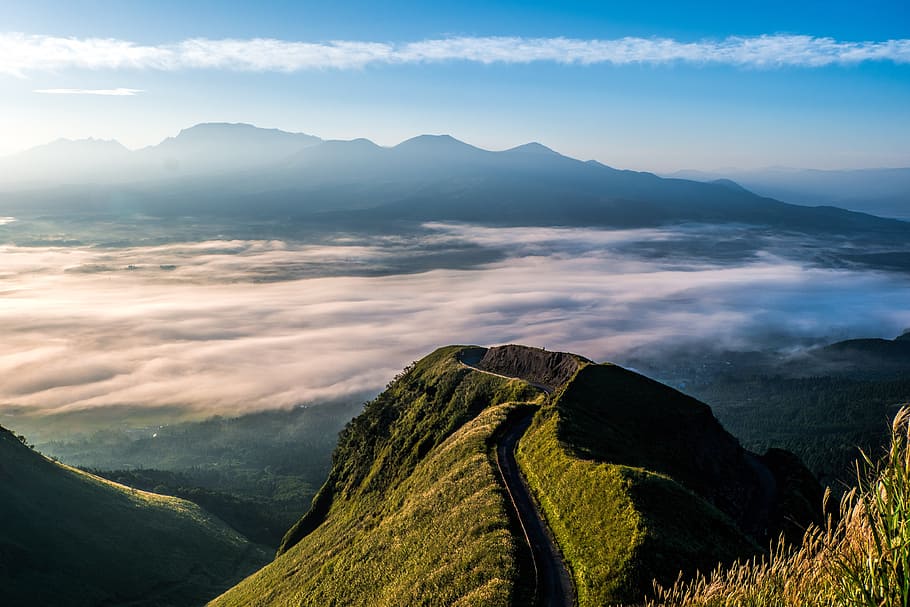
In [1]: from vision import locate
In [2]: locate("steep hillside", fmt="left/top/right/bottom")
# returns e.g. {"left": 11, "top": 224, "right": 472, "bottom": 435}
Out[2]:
{"left": 0, "top": 425, "right": 269, "bottom": 607}
{"left": 632, "top": 332, "right": 910, "bottom": 486}
{"left": 36, "top": 401, "right": 360, "bottom": 548}
{"left": 212, "top": 346, "right": 544, "bottom": 606}
{"left": 515, "top": 361, "right": 822, "bottom": 604}
{"left": 213, "top": 345, "right": 821, "bottom": 606}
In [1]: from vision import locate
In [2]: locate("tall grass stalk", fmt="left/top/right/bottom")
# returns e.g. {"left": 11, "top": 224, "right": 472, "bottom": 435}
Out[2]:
{"left": 648, "top": 407, "right": 910, "bottom": 607}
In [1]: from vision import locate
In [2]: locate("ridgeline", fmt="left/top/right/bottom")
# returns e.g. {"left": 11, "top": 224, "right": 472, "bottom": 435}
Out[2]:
{"left": 212, "top": 344, "right": 821, "bottom": 606}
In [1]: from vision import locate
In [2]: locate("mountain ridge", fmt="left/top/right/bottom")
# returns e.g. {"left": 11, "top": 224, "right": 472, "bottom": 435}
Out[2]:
{"left": 215, "top": 344, "right": 821, "bottom": 606}
{"left": 671, "top": 166, "right": 910, "bottom": 219}
{"left": 1, "top": 123, "right": 907, "bottom": 244}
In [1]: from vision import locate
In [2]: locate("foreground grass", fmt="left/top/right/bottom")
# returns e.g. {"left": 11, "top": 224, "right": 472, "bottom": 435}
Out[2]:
{"left": 212, "top": 347, "right": 543, "bottom": 607}
{"left": 648, "top": 407, "right": 910, "bottom": 607}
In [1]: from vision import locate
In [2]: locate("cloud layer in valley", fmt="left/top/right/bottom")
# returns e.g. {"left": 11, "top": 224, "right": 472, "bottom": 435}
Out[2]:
{"left": 2, "top": 33, "right": 909, "bottom": 77}
{"left": 2, "top": 223, "right": 909, "bottom": 420}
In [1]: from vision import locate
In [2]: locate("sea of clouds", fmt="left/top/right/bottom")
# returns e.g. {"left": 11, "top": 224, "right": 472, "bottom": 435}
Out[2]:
{"left": 2, "top": 222, "right": 909, "bottom": 417}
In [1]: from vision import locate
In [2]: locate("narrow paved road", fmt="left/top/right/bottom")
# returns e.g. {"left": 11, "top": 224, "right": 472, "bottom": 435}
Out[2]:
{"left": 459, "top": 353, "right": 575, "bottom": 605}
{"left": 496, "top": 409, "right": 576, "bottom": 607}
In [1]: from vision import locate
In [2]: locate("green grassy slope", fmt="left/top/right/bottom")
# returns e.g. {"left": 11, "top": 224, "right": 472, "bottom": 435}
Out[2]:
{"left": 214, "top": 345, "right": 819, "bottom": 607}
{"left": 0, "top": 426, "right": 269, "bottom": 607}
{"left": 517, "top": 407, "right": 756, "bottom": 605}
{"left": 38, "top": 401, "right": 361, "bottom": 548}
{"left": 211, "top": 346, "right": 544, "bottom": 607}
{"left": 516, "top": 361, "right": 820, "bottom": 605}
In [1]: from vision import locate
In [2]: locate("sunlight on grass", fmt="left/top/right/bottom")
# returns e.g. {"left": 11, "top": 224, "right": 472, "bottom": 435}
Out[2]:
{"left": 211, "top": 347, "right": 543, "bottom": 607}
{"left": 647, "top": 407, "right": 910, "bottom": 607}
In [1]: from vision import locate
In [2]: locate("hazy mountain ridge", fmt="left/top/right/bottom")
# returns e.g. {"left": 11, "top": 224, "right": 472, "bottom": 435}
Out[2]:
{"left": 672, "top": 167, "right": 910, "bottom": 219}
{"left": 0, "top": 122, "right": 323, "bottom": 186}
{"left": 1, "top": 123, "right": 906, "bottom": 243}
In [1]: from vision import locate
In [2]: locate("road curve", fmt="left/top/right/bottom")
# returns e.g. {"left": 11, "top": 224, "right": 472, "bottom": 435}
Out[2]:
{"left": 496, "top": 409, "right": 576, "bottom": 607}
{"left": 458, "top": 353, "right": 575, "bottom": 605}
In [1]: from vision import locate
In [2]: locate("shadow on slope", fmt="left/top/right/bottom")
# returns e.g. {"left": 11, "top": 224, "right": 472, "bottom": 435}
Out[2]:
{"left": 0, "top": 426, "right": 269, "bottom": 607}
{"left": 499, "top": 352, "right": 823, "bottom": 605}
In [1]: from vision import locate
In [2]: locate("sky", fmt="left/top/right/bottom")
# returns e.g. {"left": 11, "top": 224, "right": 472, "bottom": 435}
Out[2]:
{"left": 0, "top": 0, "right": 908, "bottom": 171}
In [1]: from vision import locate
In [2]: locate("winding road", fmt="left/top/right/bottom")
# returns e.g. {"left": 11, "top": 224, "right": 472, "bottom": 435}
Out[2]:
{"left": 459, "top": 353, "right": 576, "bottom": 606}
{"left": 496, "top": 410, "right": 576, "bottom": 607}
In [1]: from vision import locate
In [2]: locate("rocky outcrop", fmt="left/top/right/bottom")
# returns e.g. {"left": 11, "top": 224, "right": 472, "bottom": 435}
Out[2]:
{"left": 476, "top": 345, "right": 590, "bottom": 391}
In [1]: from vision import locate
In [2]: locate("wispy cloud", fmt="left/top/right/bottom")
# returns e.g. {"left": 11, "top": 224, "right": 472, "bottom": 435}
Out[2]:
{"left": 33, "top": 88, "right": 143, "bottom": 95}
{"left": 1, "top": 32, "right": 909, "bottom": 76}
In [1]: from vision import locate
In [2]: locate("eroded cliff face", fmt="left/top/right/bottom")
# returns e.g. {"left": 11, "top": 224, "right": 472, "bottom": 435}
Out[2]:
{"left": 475, "top": 345, "right": 590, "bottom": 391}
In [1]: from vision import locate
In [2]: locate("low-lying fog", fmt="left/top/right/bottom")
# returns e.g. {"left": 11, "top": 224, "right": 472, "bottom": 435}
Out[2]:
{"left": 2, "top": 221, "right": 909, "bottom": 421}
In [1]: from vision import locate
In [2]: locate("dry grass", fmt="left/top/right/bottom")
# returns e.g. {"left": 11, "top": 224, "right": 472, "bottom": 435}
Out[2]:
{"left": 648, "top": 407, "right": 910, "bottom": 607}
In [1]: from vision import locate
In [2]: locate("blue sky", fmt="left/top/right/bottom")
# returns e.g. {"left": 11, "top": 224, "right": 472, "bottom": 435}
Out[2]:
{"left": 1, "top": 0, "right": 908, "bottom": 170}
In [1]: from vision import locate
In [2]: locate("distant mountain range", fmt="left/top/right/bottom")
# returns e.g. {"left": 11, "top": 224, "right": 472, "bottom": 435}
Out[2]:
{"left": 0, "top": 123, "right": 322, "bottom": 185}
{"left": 1, "top": 123, "right": 907, "bottom": 239}
{"left": 671, "top": 167, "right": 910, "bottom": 220}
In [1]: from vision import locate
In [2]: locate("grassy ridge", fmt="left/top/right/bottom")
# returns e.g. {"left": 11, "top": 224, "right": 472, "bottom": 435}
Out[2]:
{"left": 278, "top": 346, "right": 538, "bottom": 553}
{"left": 214, "top": 345, "right": 811, "bottom": 606}
{"left": 0, "top": 426, "right": 269, "bottom": 607}
{"left": 212, "top": 402, "right": 532, "bottom": 607}
{"left": 516, "top": 407, "right": 641, "bottom": 601}
{"left": 212, "top": 347, "right": 544, "bottom": 607}
{"left": 516, "top": 406, "right": 756, "bottom": 605}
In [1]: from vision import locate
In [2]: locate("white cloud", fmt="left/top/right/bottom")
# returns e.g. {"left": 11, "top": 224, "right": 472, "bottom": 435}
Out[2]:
{"left": 1, "top": 32, "right": 909, "bottom": 76}
{"left": 1, "top": 226, "right": 909, "bottom": 418}
{"left": 33, "top": 88, "right": 143, "bottom": 95}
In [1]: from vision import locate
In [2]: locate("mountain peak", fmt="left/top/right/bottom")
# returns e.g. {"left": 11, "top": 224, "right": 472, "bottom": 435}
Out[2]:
{"left": 394, "top": 134, "right": 474, "bottom": 149}
{"left": 178, "top": 122, "right": 257, "bottom": 134}
{"left": 41, "top": 137, "right": 127, "bottom": 150}
{"left": 711, "top": 178, "right": 750, "bottom": 192}
{"left": 172, "top": 122, "right": 318, "bottom": 142}
{"left": 505, "top": 141, "right": 558, "bottom": 155}
{"left": 339, "top": 137, "right": 381, "bottom": 147}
